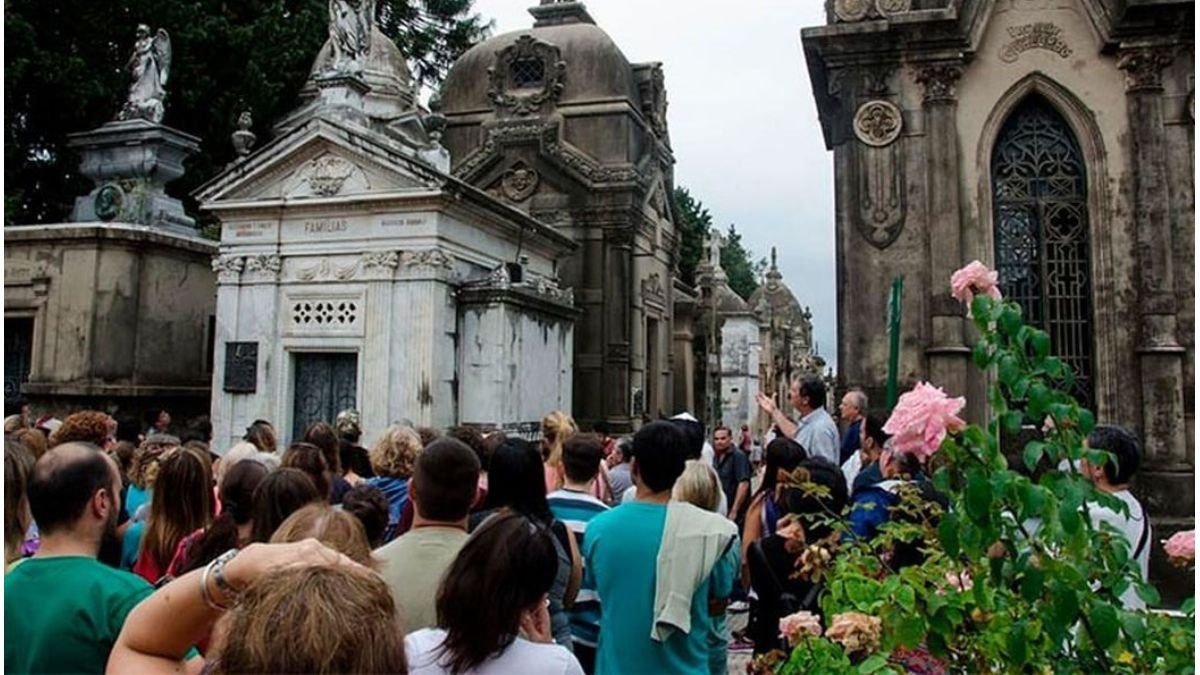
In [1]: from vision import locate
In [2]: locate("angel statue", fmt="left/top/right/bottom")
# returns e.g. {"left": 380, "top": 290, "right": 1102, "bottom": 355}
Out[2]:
{"left": 706, "top": 230, "right": 726, "bottom": 270}
{"left": 329, "top": 0, "right": 375, "bottom": 74}
{"left": 117, "top": 25, "right": 171, "bottom": 124}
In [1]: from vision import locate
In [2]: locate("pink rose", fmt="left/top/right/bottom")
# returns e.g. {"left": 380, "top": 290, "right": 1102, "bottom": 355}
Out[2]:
{"left": 951, "top": 260, "right": 1002, "bottom": 306}
{"left": 779, "top": 610, "right": 823, "bottom": 645}
{"left": 882, "top": 382, "right": 966, "bottom": 460}
{"left": 945, "top": 570, "right": 973, "bottom": 592}
{"left": 1164, "top": 530, "right": 1195, "bottom": 563}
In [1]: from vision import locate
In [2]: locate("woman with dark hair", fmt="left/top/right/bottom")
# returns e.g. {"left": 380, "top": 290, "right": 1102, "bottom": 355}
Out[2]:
{"left": 243, "top": 420, "right": 277, "bottom": 455}
{"left": 747, "top": 457, "right": 848, "bottom": 656}
{"left": 740, "top": 437, "right": 808, "bottom": 581}
{"left": 843, "top": 414, "right": 890, "bottom": 496}
{"left": 126, "top": 446, "right": 213, "bottom": 583}
{"left": 471, "top": 438, "right": 581, "bottom": 652}
{"left": 406, "top": 511, "right": 584, "bottom": 674}
{"left": 170, "top": 459, "right": 270, "bottom": 576}
{"left": 303, "top": 422, "right": 352, "bottom": 504}
{"left": 281, "top": 442, "right": 332, "bottom": 501}
{"left": 249, "top": 468, "right": 323, "bottom": 543}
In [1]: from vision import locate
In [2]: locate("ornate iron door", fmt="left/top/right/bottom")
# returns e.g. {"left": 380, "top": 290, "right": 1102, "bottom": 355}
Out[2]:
{"left": 291, "top": 352, "right": 358, "bottom": 441}
{"left": 4, "top": 318, "right": 33, "bottom": 406}
{"left": 992, "top": 96, "right": 1094, "bottom": 408}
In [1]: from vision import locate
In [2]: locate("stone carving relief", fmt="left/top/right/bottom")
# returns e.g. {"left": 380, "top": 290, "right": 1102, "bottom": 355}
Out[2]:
{"left": 212, "top": 255, "right": 245, "bottom": 284}
{"left": 833, "top": 0, "right": 910, "bottom": 22}
{"left": 360, "top": 251, "right": 399, "bottom": 280}
{"left": 638, "top": 64, "right": 669, "bottom": 139}
{"left": 294, "top": 257, "right": 359, "bottom": 282}
{"left": 853, "top": 100, "right": 903, "bottom": 147}
{"left": 854, "top": 139, "right": 906, "bottom": 249}
{"left": 244, "top": 254, "right": 282, "bottom": 276}
{"left": 453, "top": 120, "right": 645, "bottom": 188}
{"left": 916, "top": 63, "right": 963, "bottom": 103}
{"left": 641, "top": 273, "right": 666, "bottom": 306}
{"left": 487, "top": 35, "right": 567, "bottom": 116}
{"left": 402, "top": 249, "right": 455, "bottom": 271}
{"left": 499, "top": 163, "right": 540, "bottom": 201}
{"left": 468, "top": 261, "right": 574, "bottom": 305}
{"left": 1117, "top": 47, "right": 1176, "bottom": 92}
{"left": 999, "top": 23, "right": 1072, "bottom": 63}
{"left": 284, "top": 154, "right": 369, "bottom": 198}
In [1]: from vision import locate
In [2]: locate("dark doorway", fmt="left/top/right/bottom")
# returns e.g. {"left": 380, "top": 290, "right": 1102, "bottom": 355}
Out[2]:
{"left": 5, "top": 317, "right": 34, "bottom": 407}
{"left": 291, "top": 352, "right": 358, "bottom": 441}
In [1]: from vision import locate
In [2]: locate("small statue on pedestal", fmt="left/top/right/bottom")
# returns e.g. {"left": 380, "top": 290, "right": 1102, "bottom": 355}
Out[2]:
{"left": 329, "top": 0, "right": 375, "bottom": 75}
{"left": 117, "top": 24, "right": 172, "bottom": 124}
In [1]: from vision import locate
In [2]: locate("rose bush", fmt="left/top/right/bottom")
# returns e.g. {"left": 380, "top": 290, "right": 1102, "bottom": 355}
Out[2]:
{"left": 753, "top": 261, "right": 1195, "bottom": 675}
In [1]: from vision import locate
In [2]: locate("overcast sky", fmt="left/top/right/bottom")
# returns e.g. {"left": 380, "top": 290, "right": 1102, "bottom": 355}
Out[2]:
{"left": 468, "top": 0, "right": 838, "bottom": 368}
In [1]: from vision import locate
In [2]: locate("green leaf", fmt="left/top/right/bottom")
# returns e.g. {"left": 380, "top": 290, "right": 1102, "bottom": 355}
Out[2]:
{"left": 965, "top": 470, "right": 993, "bottom": 525}
{"left": 1087, "top": 602, "right": 1119, "bottom": 648}
{"left": 1052, "top": 583, "right": 1080, "bottom": 627}
{"left": 1181, "top": 598, "right": 1195, "bottom": 615}
{"left": 1029, "top": 329, "right": 1050, "bottom": 359}
{"left": 971, "top": 295, "right": 993, "bottom": 322}
{"left": 1006, "top": 621, "right": 1029, "bottom": 664}
{"left": 857, "top": 654, "right": 889, "bottom": 674}
{"left": 973, "top": 340, "right": 992, "bottom": 369}
{"left": 999, "top": 305, "right": 1023, "bottom": 336}
{"left": 1003, "top": 411, "right": 1023, "bottom": 433}
{"left": 1023, "top": 441, "right": 1046, "bottom": 472}
{"left": 1077, "top": 408, "right": 1095, "bottom": 435}
{"left": 1020, "top": 566, "right": 1045, "bottom": 601}
{"left": 938, "top": 513, "right": 961, "bottom": 558}
{"left": 895, "top": 612, "right": 925, "bottom": 647}
{"left": 1119, "top": 611, "right": 1146, "bottom": 641}
{"left": 895, "top": 585, "right": 916, "bottom": 613}
{"left": 998, "top": 354, "right": 1021, "bottom": 386}
{"left": 1135, "top": 582, "right": 1161, "bottom": 607}
{"left": 1018, "top": 482, "right": 1046, "bottom": 519}
{"left": 1028, "top": 383, "right": 1052, "bottom": 417}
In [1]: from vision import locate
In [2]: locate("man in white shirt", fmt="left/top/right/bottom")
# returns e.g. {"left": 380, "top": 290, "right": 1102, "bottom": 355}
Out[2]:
{"left": 755, "top": 375, "right": 840, "bottom": 465}
{"left": 1081, "top": 425, "right": 1151, "bottom": 610}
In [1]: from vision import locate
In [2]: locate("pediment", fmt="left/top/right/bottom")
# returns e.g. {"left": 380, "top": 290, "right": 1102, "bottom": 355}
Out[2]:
{"left": 195, "top": 121, "right": 442, "bottom": 206}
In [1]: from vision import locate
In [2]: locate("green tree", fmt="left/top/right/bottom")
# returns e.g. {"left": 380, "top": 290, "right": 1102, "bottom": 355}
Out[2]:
{"left": 673, "top": 186, "right": 713, "bottom": 288}
{"left": 4, "top": 0, "right": 490, "bottom": 227}
{"left": 721, "top": 224, "right": 765, "bottom": 301}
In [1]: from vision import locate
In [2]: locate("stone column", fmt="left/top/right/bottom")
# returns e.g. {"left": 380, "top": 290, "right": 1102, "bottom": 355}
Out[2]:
{"left": 603, "top": 228, "right": 634, "bottom": 431}
{"left": 1117, "top": 46, "right": 1188, "bottom": 468}
{"left": 211, "top": 254, "right": 245, "bottom": 449}
{"left": 359, "top": 251, "right": 400, "bottom": 444}
{"left": 916, "top": 62, "right": 973, "bottom": 411}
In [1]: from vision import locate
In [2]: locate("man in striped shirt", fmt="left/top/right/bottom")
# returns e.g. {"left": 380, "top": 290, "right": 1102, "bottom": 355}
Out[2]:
{"left": 548, "top": 433, "right": 611, "bottom": 673}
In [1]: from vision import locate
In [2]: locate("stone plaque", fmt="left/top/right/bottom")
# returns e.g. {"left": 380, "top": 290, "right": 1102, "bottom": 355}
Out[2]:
{"left": 223, "top": 341, "right": 258, "bottom": 393}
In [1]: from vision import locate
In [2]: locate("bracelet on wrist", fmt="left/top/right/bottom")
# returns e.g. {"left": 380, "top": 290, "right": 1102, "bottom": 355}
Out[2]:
{"left": 200, "top": 549, "right": 241, "bottom": 611}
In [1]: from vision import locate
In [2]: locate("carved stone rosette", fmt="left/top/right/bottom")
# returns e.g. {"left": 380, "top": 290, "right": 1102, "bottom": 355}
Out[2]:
{"left": 487, "top": 35, "right": 567, "bottom": 116}
{"left": 212, "top": 255, "right": 245, "bottom": 285}
{"left": 1117, "top": 47, "right": 1176, "bottom": 92}
{"left": 833, "top": 0, "right": 871, "bottom": 22}
{"left": 853, "top": 101, "right": 903, "bottom": 147}
{"left": 500, "top": 163, "right": 539, "bottom": 201}
{"left": 916, "top": 63, "right": 963, "bottom": 103}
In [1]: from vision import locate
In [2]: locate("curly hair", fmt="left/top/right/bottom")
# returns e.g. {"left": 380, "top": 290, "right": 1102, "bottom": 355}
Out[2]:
{"left": 540, "top": 410, "right": 577, "bottom": 467}
{"left": 48, "top": 411, "right": 114, "bottom": 448}
{"left": 368, "top": 425, "right": 421, "bottom": 478}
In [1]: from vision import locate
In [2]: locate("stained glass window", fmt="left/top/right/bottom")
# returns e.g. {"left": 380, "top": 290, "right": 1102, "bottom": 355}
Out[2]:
{"left": 992, "top": 95, "right": 1094, "bottom": 408}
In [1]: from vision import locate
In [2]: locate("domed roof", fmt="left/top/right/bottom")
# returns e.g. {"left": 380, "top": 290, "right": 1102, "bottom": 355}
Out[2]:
{"left": 716, "top": 282, "right": 750, "bottom": 314}
{"left": 441, "top": 8, "right": 640, "bottom": 114}
{"left": 749, "top": 248, "right": 809, "bottom": 327}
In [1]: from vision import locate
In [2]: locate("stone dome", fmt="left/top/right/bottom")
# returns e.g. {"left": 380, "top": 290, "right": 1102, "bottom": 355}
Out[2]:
{"left": 749, "top": 249, "right": 809, "bottom": 327}
{"left": 716, "top": 282, "right": 751, "bottom": 315}
{"left": 441, "top": 12, "right": 641, "bottom": 114}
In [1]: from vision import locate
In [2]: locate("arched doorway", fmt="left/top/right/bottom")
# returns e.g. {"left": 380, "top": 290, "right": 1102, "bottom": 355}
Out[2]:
{"left": 991, "top": 95, "right": 1095, "bottom": 408}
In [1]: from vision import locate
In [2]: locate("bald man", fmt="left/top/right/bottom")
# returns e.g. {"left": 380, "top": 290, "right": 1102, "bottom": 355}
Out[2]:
{"left": 5, "top": 442, "right": 154, "bottom": 674}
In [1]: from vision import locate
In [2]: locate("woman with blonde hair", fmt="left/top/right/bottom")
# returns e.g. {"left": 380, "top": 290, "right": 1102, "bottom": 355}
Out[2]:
{"left": 270, "top": 503, "right": 376, "bottom": 568}
{"left": 5, "top": 438, "right": 36, "bottom": 568}
{"left": 108, "top": 540, "right": 408, "bottom": 674}
{"left": 540, "top": 411, "right": 577, "bottom": 493}
{"left": 366, "top": 424, "right": 422, "bottom": 542}
{"left": 672, "top": 459, "right": 722, "bottom": 512}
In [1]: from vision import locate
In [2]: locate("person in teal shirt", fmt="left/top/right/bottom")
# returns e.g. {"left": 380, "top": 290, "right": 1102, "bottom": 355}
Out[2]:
{"left": 5, "top": 442, "right": 154, "bottom": 674}
{"left": 583, "top": 422, "right": 740, "bottom": 675}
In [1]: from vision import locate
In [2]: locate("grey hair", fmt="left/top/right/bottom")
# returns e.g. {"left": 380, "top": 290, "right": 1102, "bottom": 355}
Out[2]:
{"left": 846, "top": 389, "right": 868, "bottom": 413}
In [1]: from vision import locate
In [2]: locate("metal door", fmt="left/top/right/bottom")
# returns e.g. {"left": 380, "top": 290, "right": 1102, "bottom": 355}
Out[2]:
{"left": 5, "top": 318, "right": 33, "bottom": 406}
{"left": 291, "top": 352, "right": 358, "bottom": 441}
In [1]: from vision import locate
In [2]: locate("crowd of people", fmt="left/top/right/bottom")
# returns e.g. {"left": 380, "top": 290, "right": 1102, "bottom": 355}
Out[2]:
{"left": 2, "top": 371, "right": 1152, "bottom": 674}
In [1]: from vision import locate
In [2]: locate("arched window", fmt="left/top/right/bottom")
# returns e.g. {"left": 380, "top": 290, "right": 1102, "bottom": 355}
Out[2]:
{"left": 992, "top": 95, "right": 1094, "bottom": 408}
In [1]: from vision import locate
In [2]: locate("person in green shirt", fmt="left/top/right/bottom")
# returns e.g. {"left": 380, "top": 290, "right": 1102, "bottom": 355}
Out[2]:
{"left": 5, "top": 441, "right": 154, "bottom": 674}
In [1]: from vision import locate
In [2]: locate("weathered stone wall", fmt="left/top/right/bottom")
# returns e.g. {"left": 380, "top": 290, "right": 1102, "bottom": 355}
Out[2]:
{"left": 3, "top": 223, "right": 216, "bottom": 420}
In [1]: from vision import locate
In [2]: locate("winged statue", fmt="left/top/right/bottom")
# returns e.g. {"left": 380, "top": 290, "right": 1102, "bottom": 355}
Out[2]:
{"left": 117, "top": 25, "right": 172, "bottom": 124}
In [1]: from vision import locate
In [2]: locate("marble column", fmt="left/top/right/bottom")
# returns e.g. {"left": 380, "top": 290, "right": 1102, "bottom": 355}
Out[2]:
{"left": 916, "top": 63, "right": 973, "bottom": 412}
{"left": 1117, "top": 45, "right": 1188, "bottom": 468}
{"left": 603, "top": 227, "right": 634, "bottom": 432}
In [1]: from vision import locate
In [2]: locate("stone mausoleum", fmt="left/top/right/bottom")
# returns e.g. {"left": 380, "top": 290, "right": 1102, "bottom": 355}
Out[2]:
{"left": 802, "top": 0, "right": 1193, "bottom": 599}
{"left": 197, "top": 14, "right": 579, "bottom": 449}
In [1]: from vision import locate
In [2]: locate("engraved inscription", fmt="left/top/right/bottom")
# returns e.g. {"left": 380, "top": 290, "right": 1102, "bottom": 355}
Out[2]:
{"left": 231, "top": 221, "right": 273, "bottom": 239}
{"left": 303, "top": 219, "right": 348, "bottom": 234}
{"left": 380, "top": 217, "right": 427, "bottom": 228}
{"left": 1000, "top": 23, "right": 1072, "bottom": 63}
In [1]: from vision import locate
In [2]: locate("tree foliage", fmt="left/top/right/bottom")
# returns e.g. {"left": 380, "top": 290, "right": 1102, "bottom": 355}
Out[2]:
{"left": 4, "top": 0, "right": 489, "bottom": 226}
{"left": 673, "top": 186, "right": 764, "bottom": 299}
